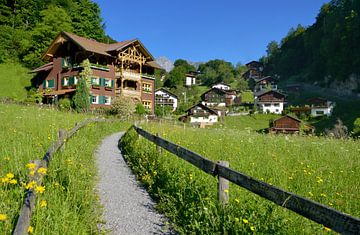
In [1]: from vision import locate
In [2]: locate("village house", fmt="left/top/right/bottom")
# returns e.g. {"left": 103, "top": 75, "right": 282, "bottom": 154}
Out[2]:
{"left": 185, "top": 71, "right": 199, "bottom": 86}
{"left": 31, "top": 31, "right": 162, "bottom": 113}
{"left": 155, "top": 88, "right": 178, "bottom": 111}
{"left": 212, "top": 82, "right": 231, "bottom": 90}
{"left": 253, "top": 76, "right": 278, "bottom": 92}
{"left": 308, "top": 97, "right": 335, "bottom": 117}
{"left": 269, "top": 115, "right": 314, "bottom": 134}
{"left": 242, "top": 60, "right": 263, "bottom": 80}
{"left": 255, "top": 90, "right": 286, "bottom": 114}
{"left": 200, "top": 87, "right": 237, "bottom": 107}
{"left": 179, "top": 103, "right": 219, "bottom": 125}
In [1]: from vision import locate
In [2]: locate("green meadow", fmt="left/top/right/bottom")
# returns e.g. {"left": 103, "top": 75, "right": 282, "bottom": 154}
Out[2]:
{"left": 120, "top": 122, "right": 360, "bottom": 234}
{"left": 0, "top": 63, "right": 31, "bottom": 101}
{"left": 0, "top": 104, "right": 130, "bottom": 233}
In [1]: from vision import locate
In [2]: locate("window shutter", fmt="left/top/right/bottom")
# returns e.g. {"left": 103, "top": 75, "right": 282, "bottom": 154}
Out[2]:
{"left": 61, "top": 58, "right": 64, "bottom": 67}
{"left": 100, "top": 78, "right": 105, "bottom": 86}
{"left": 61, "top": 78, "right": 64, "bottom": 86}
{"left": 43, "top": 80, "right": 46, "bottom": 88}
{"left": 69, "top": 76, "right": 74, "bottom": 85}
{"left": 89, "top": 95, "right": 93, "bottom": 103}
{"left": 111, "top": 80, "right": 115, "bottom": 88}
{"left": 48, "top": 79, "right": 54, "bottom": 88}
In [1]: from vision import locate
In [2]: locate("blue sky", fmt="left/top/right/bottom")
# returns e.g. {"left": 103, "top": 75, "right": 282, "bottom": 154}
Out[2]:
{"left": 94, "top": 0, "right": 329, "bottom": 65}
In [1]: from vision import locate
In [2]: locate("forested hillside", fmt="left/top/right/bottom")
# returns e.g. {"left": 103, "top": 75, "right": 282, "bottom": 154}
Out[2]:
{"left": 262, "top": 0, "right": 360, "bottom": 91}
{"left": 0, "top": 0, "right": 113, "bottom": 69}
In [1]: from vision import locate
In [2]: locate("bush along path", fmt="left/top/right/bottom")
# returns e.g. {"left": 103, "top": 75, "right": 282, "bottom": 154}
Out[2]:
{"left": 96, "top": 132, "right": 171, "bottom": 234}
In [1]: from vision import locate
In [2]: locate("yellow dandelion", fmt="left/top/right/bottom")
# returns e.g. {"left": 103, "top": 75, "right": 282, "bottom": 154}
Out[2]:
{"left": 28, "top": 225, "right": 34, "bottom": 234}
{"left": 6, "top": 172, "right": 14, "bottom": 179}
{"left": 37, "top": 167, "right": 47, "bottom": 175}
{"left": 35, "top": 185, "right": 45, "bottom": 194}
{"left": 308, "top": 192, "right": 313, "bottom": 197}
{"left": 26, "top": 163, "right": 36, "bottom": 170}
{"left": 0, "top": 213, "right": 7, "bottom": 221}
{"left": 1, "top": 177, "right": 9, "bottom": 183}
{"left": 242, "top": 218, "right": 249, "bottom": 224}
{"left": 4, "top": 157, "right": 10, "bottom": 161}
{"left": 29, "top": 170, "right": 35, "bottom": 177}
{"left": 25, "top": 180, "right": 37, "bottom": 190}
{"left": 250, "top": 226, "right": 255, "bottom": 231}
{"left": 320, "top": 193, "right": 327, "bottom": 198}
{"left": 234, "top": 217, "right": 239, "bottom": 223}
{"left": 224, "top": 189, "right": 229, "bottom": 194}
{"left": 324, "top": 227, "right": 331, "bottom": 232}
{"left": 9, "top": 179, "right": 17, "bottom": 185}
{"left": 189, "top": 174, "right": 193, "bottom": 180}
{"left": 40, "top": 200, "right": 47, "bottom": 208}
{"left": 328, "top": 202, "right": 334, "bottom": 206}
{"left": 234, "top": 199, "right": 240, "bottom": 203}
{"left": 288, "top": 176, "right": 293, "bottom": 180}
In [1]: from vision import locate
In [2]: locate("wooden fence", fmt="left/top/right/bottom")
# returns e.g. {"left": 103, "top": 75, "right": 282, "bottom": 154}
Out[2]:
{"left": 13, "top": 118, "right": 116, "bottom": 235}
{"left": 132, "top": 125, "right": 360, "bottom": 234}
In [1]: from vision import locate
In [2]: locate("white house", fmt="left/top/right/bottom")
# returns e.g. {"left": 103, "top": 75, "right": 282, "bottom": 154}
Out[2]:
{"left": 308, "top": 98, "right": 335, "bottom": 117}
{"left": 212, "top": 82, "right": 230, "bottom": 90}
{"left": 255, "top": 90, "right": 286, "bottom": 114}
{"left": 185, "top": 72, "right": 197, "bottom": 86}
{"left": 180, "top": 103, "right": 219, "bottom": 124}
{"left": 155, "top": 88, "right": 178, "bottom": 111}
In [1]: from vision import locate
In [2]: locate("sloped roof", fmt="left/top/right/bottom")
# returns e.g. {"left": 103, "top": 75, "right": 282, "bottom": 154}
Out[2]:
{"left": 273, "top": 114, "right": 302, "bottom": 123}
{"left": 30, "top": 62, "right": 53, "bottom": 73}
{"left": 254, "top": 76, "right": 277, "bottom": 84}
{"left": 42, "top": 32, "right": 156, "bottom": 63}
{"left": 155, "top": 88, "right": 178, "bottom": 98}
{"left": 186, "top": 103, "right": 218, "bottom": 115}
{"left": 257, "top": 90, "right": 286, "bottom": 98}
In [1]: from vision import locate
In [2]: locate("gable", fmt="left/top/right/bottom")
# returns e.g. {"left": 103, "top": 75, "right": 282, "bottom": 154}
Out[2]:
{"left": 258, "top": 91, "right": 285, "bottom": 101}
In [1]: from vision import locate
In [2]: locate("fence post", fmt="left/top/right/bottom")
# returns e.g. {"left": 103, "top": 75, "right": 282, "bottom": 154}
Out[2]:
{"left": 156, "top": 133, "right": 161, "bottom": 154}
{"left": 58, "top": 129, "right": 67, "bottom": 152}
{"left": 217, "top": 161, "right": 229, "bottom": 206}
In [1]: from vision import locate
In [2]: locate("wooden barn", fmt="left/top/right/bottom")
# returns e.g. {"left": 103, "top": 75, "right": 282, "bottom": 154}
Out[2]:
{"left": 269, "top": 115, "right": 314, "bottom": 134}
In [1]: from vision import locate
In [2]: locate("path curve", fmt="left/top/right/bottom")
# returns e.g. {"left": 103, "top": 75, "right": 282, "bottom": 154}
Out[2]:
{"left": 96, "top": 132, "right": 170, "bottom": 234}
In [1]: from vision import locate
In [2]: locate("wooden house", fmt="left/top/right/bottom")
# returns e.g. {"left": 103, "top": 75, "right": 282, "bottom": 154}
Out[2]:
{"left": 254, "top": 76, "right": 278, "bottom": 92}
{"left": 255, "top": 90, "right": 286, "bottom": 114}
{"left": 269, "top": 115, "right": 314, "bottom": 134}
{"left": 31, "top": 31, "right": 162, "bottom": 113}
{"left": 180, "top": 103, "right": 219, "bottom": 124}
{"left": 200, "top": 87, "right": 237, "bottom": 107}
{"left": 155, "top": 88, "right": 178, "bottom": 111}
{"left": 242, "top": 61, "right": 263, "bottom": 80}
{"left": 308, "top": 97, "right": 335, "bottom": 117}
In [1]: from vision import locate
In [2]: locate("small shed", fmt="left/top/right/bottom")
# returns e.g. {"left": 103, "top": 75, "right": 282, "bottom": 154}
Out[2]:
{"left": 269, "top": 115, "right": 314, "bottom": 134}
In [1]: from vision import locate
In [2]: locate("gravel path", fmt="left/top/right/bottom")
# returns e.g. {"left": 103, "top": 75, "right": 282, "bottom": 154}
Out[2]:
{"left": 96, "top": 132, "right": 170, "bottom": 234}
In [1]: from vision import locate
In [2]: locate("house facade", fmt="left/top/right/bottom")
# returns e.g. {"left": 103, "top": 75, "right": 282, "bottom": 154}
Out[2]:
{"left": 31, "top": 31, "right": 162, "bottom": 113}
{"left": 254, "top": 76, "right": 278, "bottom": 92}
{"left": 155, "top": 88, "right": 178, "bottom": 111}
{"left": 255, "top": 90, "right": 286, "bottom": 114}
{"left": 308, "top": 98, "right": 335, "bottom": 117}
{"left": 200, "top": 87, "right": 237, "bottom": 107}
{"left": 185, "top": 71, "right": 198, "bottom": 86}
{"left": 180, "top": 103, "right": 219, "bottom": 124}
{"left": 242, "top": 61, "right": 263, "bottom": 80}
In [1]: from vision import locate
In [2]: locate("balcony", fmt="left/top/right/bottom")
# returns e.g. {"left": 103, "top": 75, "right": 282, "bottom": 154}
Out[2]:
{"left": 122, "top": 89, "right": 141, "bottom": 97}
{"left": 141, "top": 73, "right": 156, "bottom": 80}
{"left": 122, "top": 70, "right": 141, "bottom": 80}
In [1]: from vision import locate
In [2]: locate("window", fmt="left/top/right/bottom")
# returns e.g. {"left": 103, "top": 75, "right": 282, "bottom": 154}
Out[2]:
{"left": 104, "top": 79, "right": 111, "bottom": 87}
{"left": 104, "top": 96, "right": 111, "bottom": 105}
{"left": 74, "top": 76, "right": 78, "bottom": 85}
{"left": 264, "top": 103, "right": 271, "bottom": 107}
{"left": 91, "top": 77, "right": 100, "bottom": 85}
{"left": 62, "top": 57, "right": 72, "bottom": 68}
{"left": 91, "top": 95, "right": 98, "bottom": 104}
{"left": 142, "top": 101, "right": 151, "bottom": 110}
{"left": 62, "top": 77, "right": 69, "bottom": 86}
{"left": 142, "top": 83, "right": 152, "bottom": 92}
{"left": 47, "top": 79, "right": 54, "bottom": 88}
{"left": 316, "top": 110, "right": 324, "bottom": 115}
{"left": 274, "top": 103, "right": 280, "bottom": 107}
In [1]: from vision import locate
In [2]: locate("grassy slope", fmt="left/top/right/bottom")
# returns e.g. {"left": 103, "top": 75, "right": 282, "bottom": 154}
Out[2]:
{"left": 0, "top": 104, "right": 130, "bottom": 233}
{"left": 0, "top": 62, "right": 31, "bottom": 100}
{"left": 126, "top": 122, "right": 359, "bottom": 234}
{"left": 213, "top": 114, "right": 280, "bottom": 131}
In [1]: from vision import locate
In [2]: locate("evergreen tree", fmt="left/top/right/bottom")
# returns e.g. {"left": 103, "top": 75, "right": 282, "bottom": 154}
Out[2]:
{"left": 72, "top": 59, "right": 91, "bottom": 112}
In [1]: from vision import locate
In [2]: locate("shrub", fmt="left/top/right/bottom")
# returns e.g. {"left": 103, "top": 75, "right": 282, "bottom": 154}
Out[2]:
{"left": 110, "top": 96, "right": 136, "bottom": 119}
{"left": 135, "top": 103, "right": 146, "bottom": 116}
{"left": 25, "top": 88, "right": 42, "bottom": 104}
{"left": 58, "top": 98, "right": 72, "bottom": 111}
{"left": 353, "top": 118, "right": 360, "bottom": 137}
{"left": 155, "top": 105, "right": 172, "bottom": 117}
{"left": 325, "top": 119, "right": 348, "bottom": 139}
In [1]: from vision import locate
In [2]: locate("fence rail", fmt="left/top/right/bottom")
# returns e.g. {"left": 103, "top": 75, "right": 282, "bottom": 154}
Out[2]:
{"left": 132, "top": 125, "right": 360, "bottom": 234}
{"left": 13, "top": 118, "right": 117, "bottom": 235}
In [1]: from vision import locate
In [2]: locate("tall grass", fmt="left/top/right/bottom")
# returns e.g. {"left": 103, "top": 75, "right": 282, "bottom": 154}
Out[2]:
{"left": 120, "top": 122, "right": 359, "bottom": 234}
{"left": 0, "top": 104, "right": 130, "bottom": 233}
